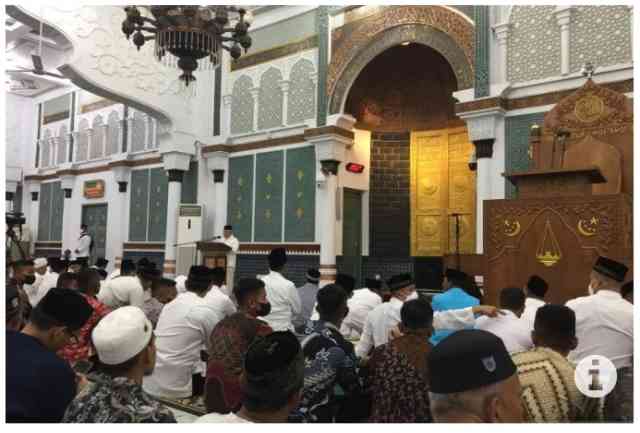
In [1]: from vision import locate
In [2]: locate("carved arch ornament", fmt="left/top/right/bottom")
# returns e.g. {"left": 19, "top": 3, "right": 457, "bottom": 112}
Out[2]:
{"left": 328, "top": 6, "right": 475, "bottom": 114}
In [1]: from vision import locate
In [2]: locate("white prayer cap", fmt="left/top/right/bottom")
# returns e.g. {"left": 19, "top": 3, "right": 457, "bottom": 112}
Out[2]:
{"left": 175, "top": 275, "right": 187, "bottom": 293}
{"left": 92, "top": 306, "right": 153, "bottom": 365}
{"left": 34, "top": 258, "right": 48, "bottom": 268}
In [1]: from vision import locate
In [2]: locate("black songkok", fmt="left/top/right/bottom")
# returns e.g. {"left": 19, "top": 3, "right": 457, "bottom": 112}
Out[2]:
{"left": 445, "top": 268, "right": 468, "bottom": 283}
{"left": 244, "top": 331, "right": 304, "bottom": 395}
{"left": 365, "top": 277, "right": 382, "bottom": 290}
{"left": 527, "top": 275, "right": 549, "bottom": 298}
{"left": 593, "top": 256, "right": 628, "bottom": 282}
{"left": 95, "top": 258, "right": 109, "bottom": 268}
{"left": 268, "top": 247, "right": 287, "bottom": 269}
{"left": 428, "top": 329, "right": 517, "bottom": 394}
{"left": 387, "top": 273, "right": 414, "bottom": 292}
{"left": 38, "top": 288, "right": 94, "bottom": 331}
{"left": 335, "top": 273, "right": 356, "bottom": 293}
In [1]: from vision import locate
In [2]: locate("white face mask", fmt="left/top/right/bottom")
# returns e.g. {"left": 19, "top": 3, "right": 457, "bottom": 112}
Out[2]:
{"left": 406, "top": 291, "right": 419, "bottom": 301}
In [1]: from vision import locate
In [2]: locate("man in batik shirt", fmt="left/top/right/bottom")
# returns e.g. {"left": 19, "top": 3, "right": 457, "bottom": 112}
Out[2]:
{"left": 512, "top": 304, "right": 602, "bottom": 422}
{"left": 291, "top": 284, "right": 364, "bottom": 422}
{"left": 205, "top": 278, "right": 273, "bottom": 414}
{"left": 63, "top": 307, "right": 176, "bottom": 423}
{"left": 367, "top": 298, "right": 433, "bottom": 422}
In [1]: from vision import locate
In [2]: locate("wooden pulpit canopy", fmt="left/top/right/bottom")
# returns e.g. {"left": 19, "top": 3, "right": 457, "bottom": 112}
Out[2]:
{"left": 484, "top": 77, "right": 633, "bottom": 305}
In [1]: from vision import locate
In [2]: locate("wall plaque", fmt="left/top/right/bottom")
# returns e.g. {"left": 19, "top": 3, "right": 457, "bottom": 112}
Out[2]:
{"left": 84, "top": 180, "right": 105, "bottom": 199}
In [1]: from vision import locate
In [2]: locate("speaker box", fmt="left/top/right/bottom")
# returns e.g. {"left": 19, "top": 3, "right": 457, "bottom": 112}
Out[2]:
{"left": 414, "top": 257, "right": 444, "bottom": 291}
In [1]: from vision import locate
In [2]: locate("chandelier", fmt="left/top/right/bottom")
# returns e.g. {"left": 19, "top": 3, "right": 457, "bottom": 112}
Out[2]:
{"left": 121, "top": 6, "right": 252, "bottom": 86}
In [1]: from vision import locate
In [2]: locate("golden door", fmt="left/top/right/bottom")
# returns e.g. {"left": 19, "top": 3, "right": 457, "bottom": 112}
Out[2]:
{"left": 410, "top": 127, "right": 476, "bottom": 256}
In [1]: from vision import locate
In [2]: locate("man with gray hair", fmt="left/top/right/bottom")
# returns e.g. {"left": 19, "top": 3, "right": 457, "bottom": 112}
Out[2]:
{"left": 428, "top": 329, "right": 524, "bottom": 423}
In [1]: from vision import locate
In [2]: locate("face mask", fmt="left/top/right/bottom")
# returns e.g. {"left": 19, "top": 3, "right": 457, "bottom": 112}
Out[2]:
{"left": 343, "top": 307, "right": 350, "bottom": 319}
{"left": 406, "top": 291, "right": 419, "bottom": 301}
{"left": 256, "top": 301, "right": 271, "bottom": 317}
{"left": 24, "top": 275, "right": 36, "bottom": 285}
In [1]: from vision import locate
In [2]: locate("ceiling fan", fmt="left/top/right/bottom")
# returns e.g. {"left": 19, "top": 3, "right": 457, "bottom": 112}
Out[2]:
{"left": 5, "top": 18, "right": 66, "bottom": 79}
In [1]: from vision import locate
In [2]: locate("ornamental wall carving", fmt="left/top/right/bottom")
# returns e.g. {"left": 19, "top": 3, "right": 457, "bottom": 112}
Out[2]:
{"left": 328, "top": 6, "right": 474, "bottom": 114}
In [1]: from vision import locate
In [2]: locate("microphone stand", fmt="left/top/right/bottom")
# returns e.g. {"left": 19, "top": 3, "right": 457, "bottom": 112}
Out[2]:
{"left": 449, "top": 214, "right": 461, "bottom": 271}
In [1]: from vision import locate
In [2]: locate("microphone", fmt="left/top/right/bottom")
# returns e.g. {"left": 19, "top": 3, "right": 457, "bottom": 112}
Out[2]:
{"left": 213, "top": 236, "right": 222, "bottom": 240}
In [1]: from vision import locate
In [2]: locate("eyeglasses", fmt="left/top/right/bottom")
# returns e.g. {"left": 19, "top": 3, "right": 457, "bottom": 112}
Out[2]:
{"left": 66, "top": 329, "right": 81, "bottom": 344}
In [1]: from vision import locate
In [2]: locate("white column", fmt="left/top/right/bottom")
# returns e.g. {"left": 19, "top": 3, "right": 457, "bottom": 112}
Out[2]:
{"left": 111, "top": 161, "right": 131, "bottom": 270}
{"left": 143, "top": 114, "right": 152, "bottom": 150}
{"left": 250, "top": 87, "right": 260, "bottom": 132}
{"left": 493, "top": 23, "right": 511, "bottom": 84}
{"left": 65, "top": 133, "right": 73, "bottom": 163}
{"left": 161, "top": 151, "right": 192, "bottom": 278}
{"left": 165, "top": 175, "right": 182, "bottom": 278}
{"left": 458, "top": 108, "right": 505, "bottom": 254}
{"left": 27, "top": 181, "right": 41, "bottom": 247}
{"left": 59, "top": 174, "right": 76, "bottom": 255}
{"left": 279, "top": 80, "right": 291, "bottom": 126}
{"left": 205, "top": 151, "right": 230, "bottom": 238}
{"left": 305, "top": 121, "right": 353, "bottom": 285}
{"left": 71, "top": 132, "right": 80, "bottom": 162}
{"left": 555, "top": 6, "right": 573, "bottom": 76}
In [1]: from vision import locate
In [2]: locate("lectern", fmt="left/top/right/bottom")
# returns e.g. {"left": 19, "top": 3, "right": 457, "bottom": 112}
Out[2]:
{"left": 196, "top": 241, "right": 230, "bottom": 270}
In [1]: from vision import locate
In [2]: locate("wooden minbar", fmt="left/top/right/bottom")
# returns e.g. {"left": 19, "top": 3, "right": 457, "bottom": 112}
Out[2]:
{"left": 483, "top": 77, "right": 633, "bottom": 305}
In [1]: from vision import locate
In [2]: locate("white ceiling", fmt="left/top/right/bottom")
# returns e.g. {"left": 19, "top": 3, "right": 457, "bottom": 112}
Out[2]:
{"left": 5, "top": 11, "right": 72, "bottom": 97}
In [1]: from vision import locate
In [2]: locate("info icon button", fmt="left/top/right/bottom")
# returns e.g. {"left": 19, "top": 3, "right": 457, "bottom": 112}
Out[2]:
{"left": 574, "top": 355, "right": 617, "bottom": 398}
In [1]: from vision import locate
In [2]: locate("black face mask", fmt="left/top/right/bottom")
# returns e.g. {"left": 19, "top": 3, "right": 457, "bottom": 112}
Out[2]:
{"left": 343, "top": 307, "right": 349, "bottom": 318}
{"left": 256, "top": 301, "right": 271, "bottom": 317}
{"left": 23, "top": 275, "right": 36, "bottom": 285}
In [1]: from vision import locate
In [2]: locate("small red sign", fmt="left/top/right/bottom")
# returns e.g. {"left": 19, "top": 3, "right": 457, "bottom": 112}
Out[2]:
{"left": 346, "top": 162, "right": 365, "bottom": 173}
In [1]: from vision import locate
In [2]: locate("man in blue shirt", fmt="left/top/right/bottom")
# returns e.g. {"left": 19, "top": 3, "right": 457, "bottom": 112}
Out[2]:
{"left": 6, "top": 288, "right": 93, "bottom": 422}
{"left": 430, "top": 268, "right": 479, "bottom": 345}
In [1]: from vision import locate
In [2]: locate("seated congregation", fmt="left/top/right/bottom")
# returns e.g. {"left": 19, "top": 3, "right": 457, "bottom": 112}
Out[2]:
{"left": 5, "top": 249, "right": 633, "bottom": 423}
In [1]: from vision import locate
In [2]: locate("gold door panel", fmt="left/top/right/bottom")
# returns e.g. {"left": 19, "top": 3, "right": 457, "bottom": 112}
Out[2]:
{"left": 411, "top": 127, "right": 476, "bottom": 256}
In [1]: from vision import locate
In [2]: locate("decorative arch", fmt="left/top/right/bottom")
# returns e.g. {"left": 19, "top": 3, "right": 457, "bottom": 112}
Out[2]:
{"left": 76, "top": 119, "right": 90, "bottom": 162}
{"left": 90, "top": 114, "right": 104, "bottom": 159}
{"left": 288, "top": 59, "right": 316, "bottom": 124}
{"left": 328, "top": 6, "right": 474, "bottom": 114}
{"left": 258, "top": 67, "right": 284, "bottom": 130}
{"left": 230, "top": 75, "right": 255, "bottom": 135}
{"left": 106, "top": 110, "right": 120, "bottom": 155}
{"left": 41, "top": 129, "right": 52, "bottom": 168}
{"left": 57, "top": 124, "right": 68, "bottom": 165}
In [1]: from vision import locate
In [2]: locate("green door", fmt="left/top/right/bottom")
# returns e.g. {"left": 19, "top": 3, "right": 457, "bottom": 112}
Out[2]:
{"left": 342, "top": 188, "right": 363, "bottom": 287}
{"left": 82, "top": 204, "right": 108, "bottom": 265}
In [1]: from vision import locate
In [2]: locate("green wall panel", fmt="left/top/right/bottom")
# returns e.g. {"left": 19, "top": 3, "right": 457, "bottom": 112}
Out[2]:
{"left": 181, "top": 161, "right": 198, "bottom": 204}
{"left": 285, "top": 146, "right": 316, "bottom": 241}
{"left": 38, "top": 182, "right": 52, "bottom": 241}
{"left": 148, "top": 167, "right": 169, "bottom": 242}
{"left": 505, "top": 112, "right": 546, "bottom": 198}
{"left": 129, "top": 169, "right": 149, "bottom": 241}
{"left": 228, "top": 155, "right": 254, "bottom": 242}
{"left": 249, "top": 10, "right": 317, "bottom": 53}
{"left": 49, "top": 182, "right": 64, "bottom": 241}
{"left": 255, "top": 151, "right": 284, "bottom": 242}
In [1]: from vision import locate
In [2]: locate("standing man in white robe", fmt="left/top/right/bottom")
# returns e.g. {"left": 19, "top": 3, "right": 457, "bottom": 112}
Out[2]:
{"left": 74, "top": 224, "right": 92, "bottom": 268}
{"left": 259, "top": 247, "right": 301, "bottom": 332}
{"left": 217, "top": 225, "right": 239, "bottom": 292}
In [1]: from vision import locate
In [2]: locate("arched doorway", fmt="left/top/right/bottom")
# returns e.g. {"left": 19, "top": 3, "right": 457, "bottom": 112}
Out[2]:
{"left": 343, "top": 42, "right": 476, "bottom": 273}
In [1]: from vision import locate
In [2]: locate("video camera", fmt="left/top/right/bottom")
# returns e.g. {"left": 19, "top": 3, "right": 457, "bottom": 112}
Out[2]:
{"left": 6, "top": 211, "right": 26, "bottom": 229}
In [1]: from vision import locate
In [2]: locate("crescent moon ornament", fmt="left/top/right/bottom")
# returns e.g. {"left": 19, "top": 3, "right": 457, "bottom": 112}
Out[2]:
{"left": 578, "top": 219, "right": 597, "bottom": 237}
{"left": 504, "top": 219, "right": 521, "bottom": 237}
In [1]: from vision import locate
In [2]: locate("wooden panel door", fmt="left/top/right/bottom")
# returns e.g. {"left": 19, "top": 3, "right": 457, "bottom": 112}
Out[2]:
{"left": 411, "top": 127, "right": 476, "bottom": 256}
{"left": 82, "top": 203, "right": 108, "bottom": 265}
{"left": 342, "top": 188, "right": 363, "bottom": 286}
